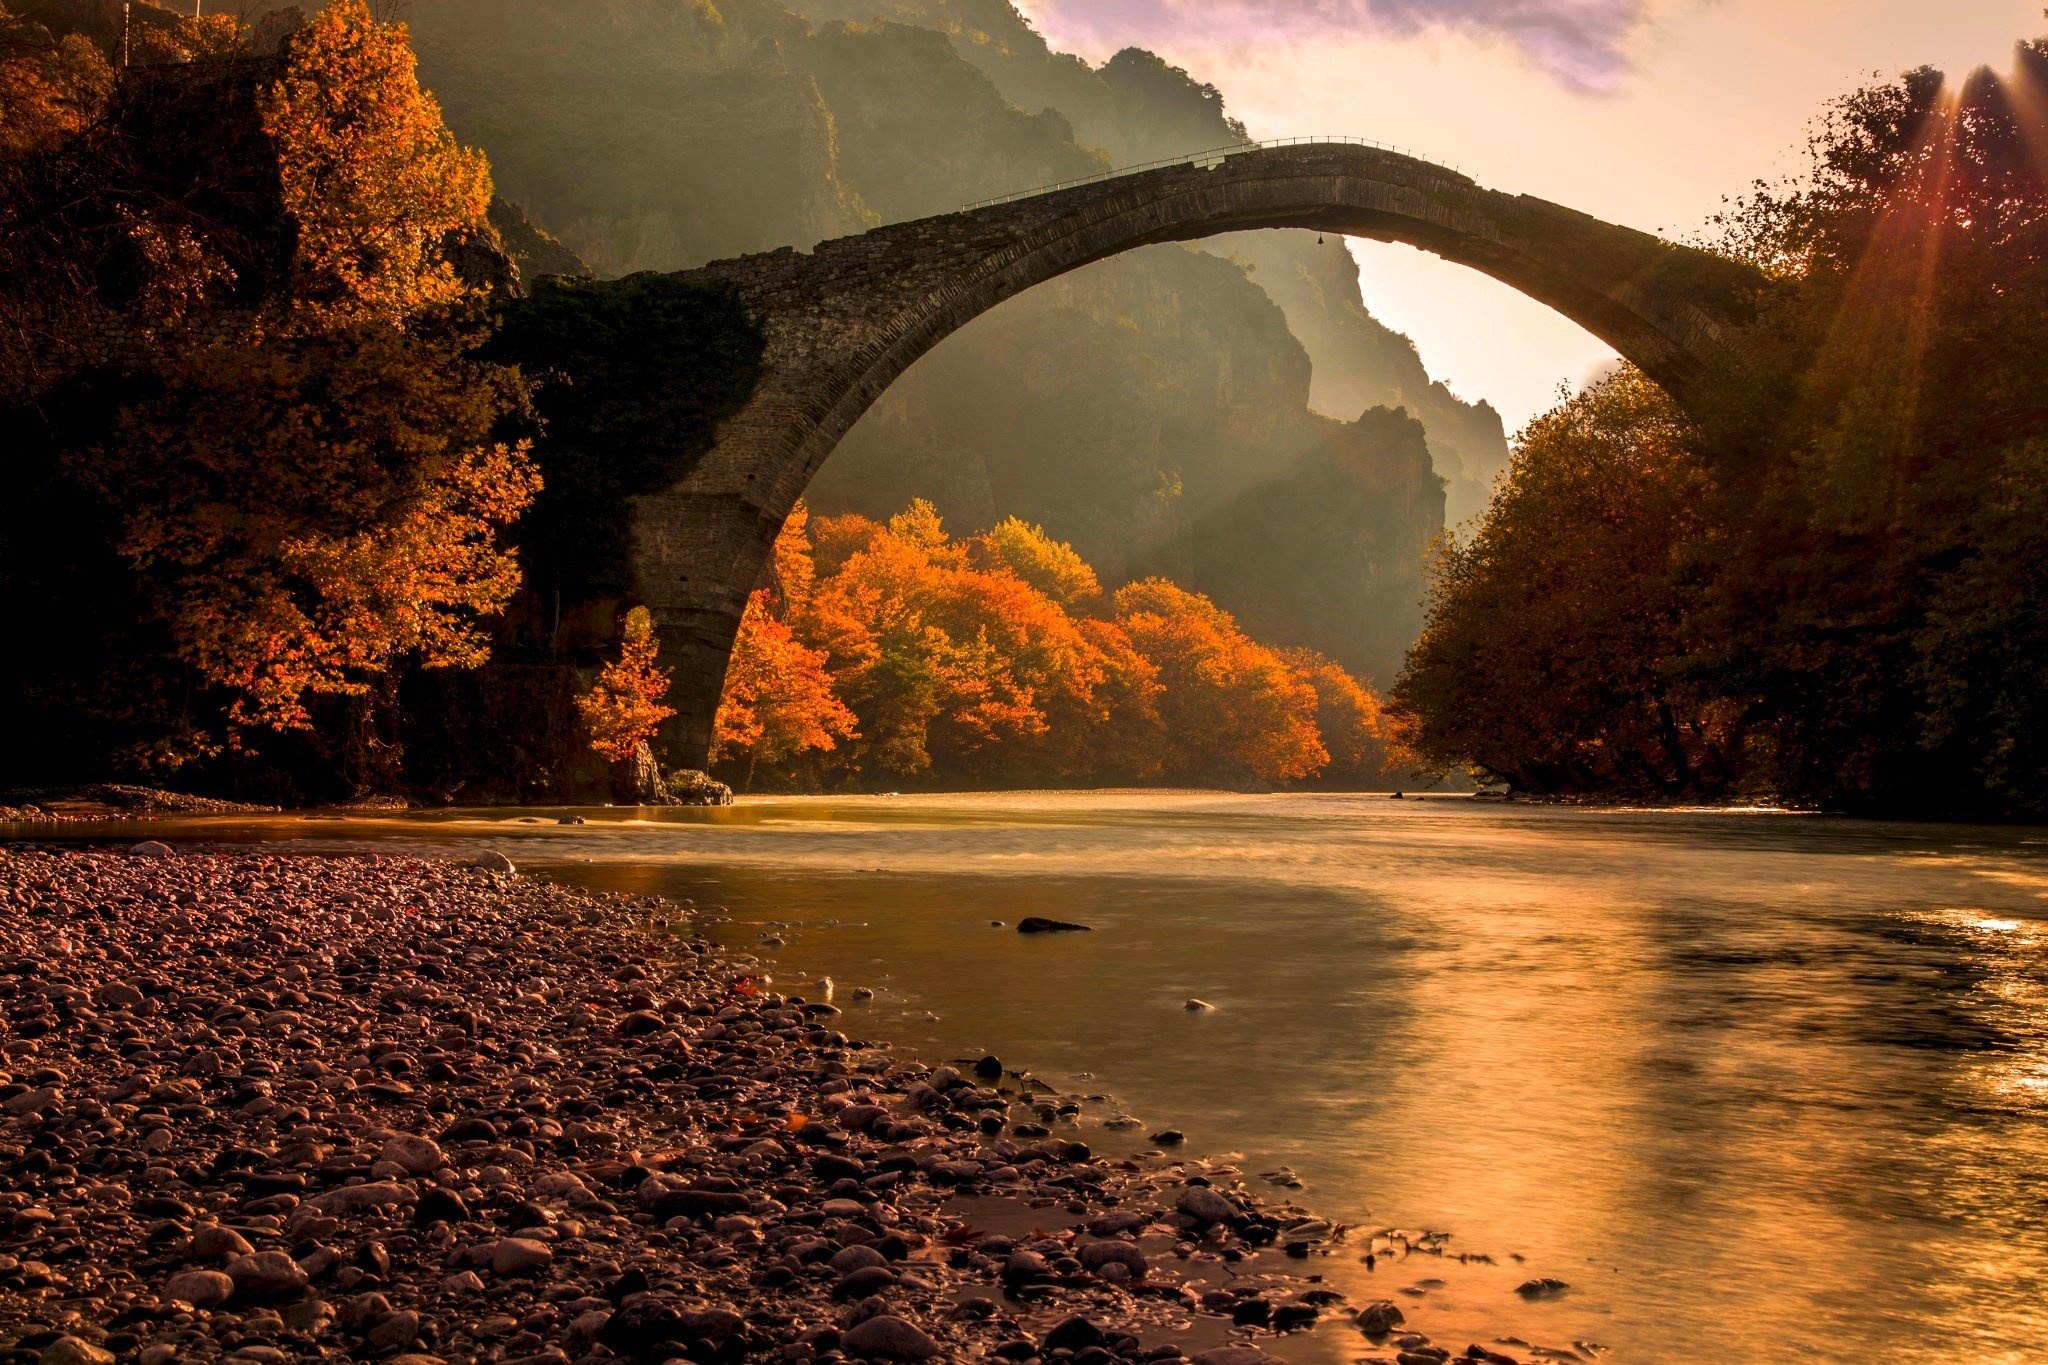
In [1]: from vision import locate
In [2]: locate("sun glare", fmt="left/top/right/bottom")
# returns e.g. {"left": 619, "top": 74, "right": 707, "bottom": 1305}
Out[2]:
{"left": 1917, "top": 13, "right": 2031, "bottom": 87}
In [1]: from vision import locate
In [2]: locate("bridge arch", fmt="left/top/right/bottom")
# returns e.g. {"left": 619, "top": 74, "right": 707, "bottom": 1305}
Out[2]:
{"left": 635, "top": 141, "right": 1764, "bottom": 768}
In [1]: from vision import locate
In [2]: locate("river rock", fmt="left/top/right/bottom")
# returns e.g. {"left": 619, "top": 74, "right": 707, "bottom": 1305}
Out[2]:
{"left": 439, "top": 1270, "right": 485, "bottom": 1297}
{"left": 1356, "top": 1300, "right": 1406, "bottom": 1334}
{"left": 664, "top": 769, "right": 735, "bottom": 807}
{"left": 835, "top": 1264, "right": 898, "bottom": 1298}
{"left": 190, "top": 1225, "right": 255, "bottom": 1261}
{"left": 304, "top": 1181, "right": 411, "bottom": 1216}
{"left": 378, "top": 1134, "right": 444, "bottom": 1175}
{"left": 38, "top": 1338, "right": 113, "bottom": 1365}
{"left": 165, "top": 1269, "right": 235, "bottom": 1307}
{"left": 1079, "top": 1240, "right": 1148, "bottom": 1278}
{"left": 366, "top": 1308, "right": 423, "bottom": 1350}
{"left": 840, "top": 1313, "right": 941, "bottom": 1359}
{"left": 1003, "top": 1249, "right": 1049, "bottom": 1283}
{"left": 831, "top": 1244, "right": 889, "bottom": 1273}
{"left": 1515, "top": 1276, "right": 1571, "bottom": 1298}
{"left": 487, "top": 1237, "right": 553, "bottom": 1277}
{"left": 0, "top": 844, "right": 1357, "bottom": 1365}
{"left": 1043, "top": 1316, "right": 1108, "bottom": 1351}
{"left": 96, "top": 981, "right": 144, "bottom": 1010}
{"left": 226, "top": 1250, "right": 309, "bottom": 1298}
{"left": 1176, "top": 1186, "right": 1239, "bottom": 1225}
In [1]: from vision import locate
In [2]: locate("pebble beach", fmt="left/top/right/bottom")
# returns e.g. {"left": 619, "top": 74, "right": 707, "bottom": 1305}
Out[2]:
{"left": 0, "top": 843, "right": 1433, "bottom": 1365}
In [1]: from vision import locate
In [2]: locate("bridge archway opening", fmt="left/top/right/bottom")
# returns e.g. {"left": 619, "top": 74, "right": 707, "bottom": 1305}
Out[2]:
{"left": 632, "top": 143, "right": 1763, "bottom": 767}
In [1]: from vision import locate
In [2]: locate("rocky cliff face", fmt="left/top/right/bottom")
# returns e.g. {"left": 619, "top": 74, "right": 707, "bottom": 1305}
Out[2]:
{"left": 1214, "top": 232, "right": 1510, "bottom": 522}
{"left": 810, "top": 244, "right": 1319, "bottom": 582}
{"left": 808, "top": 243, "right": 1439, "bottom": 686}
{"left": 405, "top": 0, "right": 870, "bottom": 274}
{"left": 402, "top": 0, "right": 1497, "bottom": 678}
{"left": 787, "top": 20, "right": 1104, "bottom": 221}
{"left": 1194, "top": 407, "right": 1446, "bottom": 686}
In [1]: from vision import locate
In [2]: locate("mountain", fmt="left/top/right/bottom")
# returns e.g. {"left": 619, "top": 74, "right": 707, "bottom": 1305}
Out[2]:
{"left": 401, "top": 0, "right": 1504, "bottom": 682}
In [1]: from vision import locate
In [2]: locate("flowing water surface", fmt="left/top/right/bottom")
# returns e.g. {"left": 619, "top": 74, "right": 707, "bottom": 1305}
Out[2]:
{"left": 19, "top": 792, "right": 2048, "bottom": 1362}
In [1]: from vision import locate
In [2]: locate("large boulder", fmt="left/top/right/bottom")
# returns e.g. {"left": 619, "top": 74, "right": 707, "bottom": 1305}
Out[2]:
{"left": 662, "top": 768, "right": 734, "bottom": 806}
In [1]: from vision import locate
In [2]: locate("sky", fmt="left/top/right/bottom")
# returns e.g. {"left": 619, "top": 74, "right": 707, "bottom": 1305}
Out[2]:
{"left": 1014, "top": 0, "right": 2045, "bottom": 433}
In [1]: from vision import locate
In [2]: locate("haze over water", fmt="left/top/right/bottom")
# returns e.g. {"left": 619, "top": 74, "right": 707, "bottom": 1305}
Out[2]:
{"left": 57, "top": 794, "right": 2048, "bottom": 1361}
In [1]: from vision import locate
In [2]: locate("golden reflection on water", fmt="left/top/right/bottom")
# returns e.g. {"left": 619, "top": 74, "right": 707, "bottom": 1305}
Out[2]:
{"left": 13, "top": 795, "right": 2048, "bottom": 1362}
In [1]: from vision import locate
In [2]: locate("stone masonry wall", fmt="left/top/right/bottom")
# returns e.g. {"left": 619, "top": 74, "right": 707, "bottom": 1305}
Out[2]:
{"left": 630, "top": 143, "right": 1767, "bottom": 766}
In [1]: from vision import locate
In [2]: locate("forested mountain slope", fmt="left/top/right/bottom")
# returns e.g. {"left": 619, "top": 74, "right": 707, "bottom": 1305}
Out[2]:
{"left": 401, "top": 0, "right": 1504, "bottom": 684}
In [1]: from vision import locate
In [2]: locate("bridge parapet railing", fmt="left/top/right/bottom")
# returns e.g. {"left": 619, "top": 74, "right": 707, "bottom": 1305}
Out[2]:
{"left": 960, "top": 135, "right": 1459, "bottom": 212}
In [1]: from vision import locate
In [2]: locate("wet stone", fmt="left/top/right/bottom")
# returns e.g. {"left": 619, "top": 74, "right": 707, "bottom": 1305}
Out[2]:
{"left": 0, "top": 847, "right": 1363, "bottom": 1365}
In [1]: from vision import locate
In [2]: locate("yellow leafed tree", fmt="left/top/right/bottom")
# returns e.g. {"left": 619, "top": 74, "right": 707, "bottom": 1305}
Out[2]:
{"left": 578, "top": 607, "right": 676, "bottom": 764}
{"left": 262, "top": 0, "right": 493, "bottom": 328}
{"left": 714, "top": 591, "right": 859, "bottom": 777}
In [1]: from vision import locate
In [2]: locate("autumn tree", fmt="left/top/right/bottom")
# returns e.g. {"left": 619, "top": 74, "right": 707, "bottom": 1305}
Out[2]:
{"left": 1113, "top": 578, "right": 1326, "bottom": 785}
{"left": 974, "top": 516, "right": 1102, "bottom": 609}
{"left": 1696, "top": 43, "right": 2048, "bottom": 811}
{"left": 131, "top": 12, "right": 243, "bottom": 66}
{"left": 84, "top": 325, "right": 539, "bottom": 741}
{"left": 698, "top": 497, "right": 1422, "bottom": 793}
{"left": 1072, "top": 616, "right": 1165, "bottom": 784}
{"left": 1384, "top": 45, "right": 2048, "bottom": 814}
{"left": 261, "top": 0, "right": 493, "bottom": 329}
{"left": 1392, "top": 369, "right": 1726, "bottom": 794}
{"left": 0, "top": 6, "right": 111, "bottom": 157}
{"left": 577, "top": 606, "right": 675, "bottom": 764}
{"left": 0, "top": 0, "right": 539, "bottom": 787}
{"left": 774, "top": 501, "right": 1114, "bottom": 783}
{"left": 1283, "top": 648, "right": 1404, "bottom": 788}
{"left": 714, "top": 594, "right": 858, "bottom": 784}
{"left": 712, "top": 504, "right": 857, "bottom": 783}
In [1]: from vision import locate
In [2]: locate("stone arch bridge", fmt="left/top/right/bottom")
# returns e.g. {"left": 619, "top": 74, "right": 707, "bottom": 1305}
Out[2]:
{"left": 635, "top": 140, "right": 1766, "bottom": 768}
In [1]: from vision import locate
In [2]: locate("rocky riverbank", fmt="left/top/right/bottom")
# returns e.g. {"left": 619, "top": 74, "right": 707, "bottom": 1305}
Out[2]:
{"left": 0, "top": 844, "right": 1452, "bottom": 1364}
{"left": 0, "top": 791, "right": 279, "bottom": 825}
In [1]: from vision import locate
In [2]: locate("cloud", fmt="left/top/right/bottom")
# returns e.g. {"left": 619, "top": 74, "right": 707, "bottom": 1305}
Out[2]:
{"left": 1016, "top": 0, "right": 1653, "bottom": 92}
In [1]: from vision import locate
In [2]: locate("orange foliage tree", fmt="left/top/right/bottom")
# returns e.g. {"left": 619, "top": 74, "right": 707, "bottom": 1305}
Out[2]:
{"left": 1282, "top": 647, "right": 1405, "bottom": 787}
{"left": 712, "top": 499, "right": 1396, "bottom": 791}
{"left": 261, "top": 0, "right": 493, "bottom": 329}
{"left": 67, "top": 0, "right": 535, "bottom": 759}
{"left": 90, "top": 327, "right": 539, "bottom": 736}
{"left": 131, "top": 12, "right": 243, "bottom": 66}
{"left": 713, "top": 506, "right": 858, "bottom": 781}
{"left": 577, "top": 607, "right": 675, "bottom": 763}
{"left": 0, "top": 7, "right": 111, "bottom": 157}
{"left": 1113, "top": 579, "right": 1327, "bottom": 785}
{"left": 802, "top": 500, "right": 1111, "bottom": 781}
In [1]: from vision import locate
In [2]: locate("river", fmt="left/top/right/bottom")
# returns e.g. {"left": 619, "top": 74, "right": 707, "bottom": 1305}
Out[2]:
{"left": 16, "top": 791, "right": 2048, "bottom": 1362}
